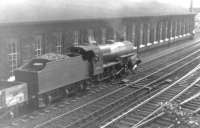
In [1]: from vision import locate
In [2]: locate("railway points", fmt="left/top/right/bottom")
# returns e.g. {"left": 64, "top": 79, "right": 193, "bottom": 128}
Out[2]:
{"left": 100, "top": 63, "right": 200, "bottom": 128}
{"left": 0, "top": 35, "right": 199, "bottom": 128}
{"left": 5, "top": 40, "right": 199, "bottom": 128}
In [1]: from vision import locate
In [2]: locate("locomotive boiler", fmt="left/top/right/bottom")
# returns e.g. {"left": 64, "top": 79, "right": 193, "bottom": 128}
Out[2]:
{"left": 71, "top": 40, "right": 138, "bottom": 74}
{"left": 98, "top": 40, "right": 136, "bottom": 63}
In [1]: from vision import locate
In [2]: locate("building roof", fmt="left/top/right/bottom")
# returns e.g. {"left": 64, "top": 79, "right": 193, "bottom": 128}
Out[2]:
{"left": 0, "top": 0, "right": 195, "bottom": 24}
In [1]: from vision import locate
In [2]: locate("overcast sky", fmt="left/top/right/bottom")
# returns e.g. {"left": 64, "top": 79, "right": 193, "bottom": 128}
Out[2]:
{"left": 159, "top": 0, "right": 200, "bottom": 8}
{"left": 0, "top": 0, "right": 199, "bottom": 23}
{"left": 0, "top": 0, "right": 200, "bottom": 8}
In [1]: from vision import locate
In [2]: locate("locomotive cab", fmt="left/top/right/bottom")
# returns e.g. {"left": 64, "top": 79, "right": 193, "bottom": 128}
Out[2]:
{"left": 70, "top": 45, "right": 104, "bottom": 76}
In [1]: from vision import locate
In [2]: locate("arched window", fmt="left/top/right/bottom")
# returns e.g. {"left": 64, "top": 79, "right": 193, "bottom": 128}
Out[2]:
{"left": 34, "top": 35, "right": 42, "bottom": 57}
{"left": 73, "top": 31, "right": 79, "bottom": 46}
{"left": 154, "top": 23, "right": 157, "bottom": 43}
{"left": 8, "top": 40, "right": 18, "bottom": 76}
{"left": 132, "top": 24, "right": 136, "bottom": 47}
{"left": 101, "top": 28, "right": 106, "bottom": 44}
{"left": 55, "top": 32, "right": 62, "bottom": 54}
{"left": 147, "top": 23, "right": 150, "bottom": 44}
{"left": 165, "top": 21, "right": 168, "bottom": 39}
{"left": 140, "top": 24, "right": 144, "bottom": 47}
{"left": 88, "top": 29, "right": 95, "bottom": 43}
{"left": 113, "top": 31, "right": 117, "bottom": 41}
{"left": 123, "top": 25, "right": 127, "bottom": 40}
{"left": 160, "top": 22, "right": 163, "bottom": 41}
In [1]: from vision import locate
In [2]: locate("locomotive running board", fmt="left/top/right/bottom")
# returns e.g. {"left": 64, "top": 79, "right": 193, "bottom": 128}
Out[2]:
{"left": 103, "top": 61, "right": 120, "bottom": 68}
{"left": 120, "top": 53, "right": 136, "bottom": 58}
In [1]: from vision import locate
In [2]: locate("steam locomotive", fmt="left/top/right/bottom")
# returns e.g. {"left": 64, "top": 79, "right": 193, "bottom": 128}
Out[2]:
{"left": 0, "top": 40, "right": 140, "bottom": 116}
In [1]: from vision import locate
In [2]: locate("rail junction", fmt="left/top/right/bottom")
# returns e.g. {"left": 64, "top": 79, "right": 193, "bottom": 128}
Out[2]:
{"left": 2, "top": 39, "right": 199, "bottom": 128}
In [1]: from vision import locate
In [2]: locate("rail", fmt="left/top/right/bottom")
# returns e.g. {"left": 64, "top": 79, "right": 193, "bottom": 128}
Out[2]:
{"left": 100, "top": 64, "right": 200, "bottom": 128}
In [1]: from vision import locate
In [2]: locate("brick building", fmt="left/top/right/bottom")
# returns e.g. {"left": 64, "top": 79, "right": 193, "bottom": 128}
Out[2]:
{"left": 0, "top": 1, "right": 196, "bottom": 79}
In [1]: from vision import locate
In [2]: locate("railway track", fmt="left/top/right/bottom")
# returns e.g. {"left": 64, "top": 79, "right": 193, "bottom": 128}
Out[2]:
{"left": 3, "top": 42, "right": 200, "bottom": 128}
{"left": 100, "top": 64, "right": 200, "bottom": 128}
{"left": 136, "top": 83, "right": 200, "bottom": 128}
{"left": 23, "top": 49, "right": 200, "bottom": 128}
{"left": 127, "top": 40, "right": 200, "bottom": 80}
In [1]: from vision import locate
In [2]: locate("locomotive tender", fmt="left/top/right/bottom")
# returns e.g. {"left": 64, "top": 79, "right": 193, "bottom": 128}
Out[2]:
{"left": 0, "top": 40, "right": 139, "bottom": 115}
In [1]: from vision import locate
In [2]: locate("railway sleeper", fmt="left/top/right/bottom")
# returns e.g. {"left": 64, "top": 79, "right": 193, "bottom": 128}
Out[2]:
{"left": 87, "top": 104, "right": 104, "bottom": 113}
{"left": 185, "top": 99, "right": 200, "bottom": 104}
{"left": 153, "top": 96, "right": 172, "bottom": 101}
{"left": 161, "top": 91, "right": 179, "bottom": 96}
{"left": 145, "top": 102, "right": 159, "bottom": 108}
{"left": 133, "top": 110, "right": 153, "bottom": 117}
{"left": 141, "top": 104, "right": 158, "bottom": 111}
{"left": 155, "top": 118, "right": 172, "bottom": 127}
{"left": 182, "top": 103, "right": 200, "bottom": 108}
{"left": 18, "top": 117, "right": 28, "bottom": 123}
{"left": 148, "top": 99, "right": 165, "bottom": 105}
{"left": 143, "top": 81, "right": 155, "bottom": 85}
{"left": 148, "top": 100, "right": 165, "bottom": 106}
{"left": 128, "top": 114, "right": 145, "bottom": 122}
{"left": 182, "top": 104, "right": 199, "bottom": 110}
{"left": 148, "top": 123, "right": 164, "bottom": 128}
{"left": 11, "top": 120, "right": 21, "bottom": 126}
{"left": 84, "top": 105, "right": 101, "bottom": 113}
{"left": 146, "top": 75, "right": 159, "bottom": 80}
{"left": 76, "top": 109, "right": 91, "bottom": 117}
{"left": 58, "top": 116, "right": 79, "bottom": 124}
{"left": 123, "top": 116, "right": 140, "bottom": 124}
{"left": 128, "top": 84, "right": 141, "bottom": 89}
{"left": 143, "top": 86, "right": 153, "bottom": 91}
{"left": 160, "top": 115, "right": 173, "bottom": 121}
{"left": 44, "top": 124, "right": 58, "bottom": 128}
{"left": 192, "top": 97, "right": 200, "bottom": 101}
{"left": 92, "top": 101, "right": 110, "bottom": 108}
{"left": 136, "top": 108, "right": 154, "bottom": 115}
{"left": 191, "top": 96, "right": 200, "bottom": 101}
{"left": 173, "top": 99, "right": 182, "bottom": 103}
{"left": 17, "top": 119, "right": 29, "bottom": 125}
{"left": 159, "top": 94, "right": 177, "bottom": 100}
{"left": 119, "top": 119, "right": 135, "bottom": 127}
{"left": 116, "top": 122, "right": 132, "bottom": 128}
{"left": 176, "top": 93, "right": 192, "bottom": 99}
{"left": 194, "top": 84, "right": 200, "bottom": 88}
{"left": 164, "top": 87, "right": 182, "bottom": 92}
{"left": 133, "top": 84, "right": 146, "bottom": 88}
{"left": 163, "top": 89, "right": 182, "bottom": 94}
{"left": 171, "top": 84, "right": 186, "bottom": 88}
{"left": 136, "top": 78, "right": 149, "bottom": 83}
{"left": 184, "top": 101, "right": 200, "bottom": 107}
{"left": 192, "top": 100, "right": 200, "bottom": 105}
{"left": 149, "top": 83, "right": 167, "bottom": 90}
{"left": 55, "top": 120, "right": 77, "bottom": 128}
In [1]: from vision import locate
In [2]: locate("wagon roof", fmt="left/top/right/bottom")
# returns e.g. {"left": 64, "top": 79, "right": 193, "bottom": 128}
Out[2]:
{"left": 0, "top": 0, "right": 195, "bottom": 24}
{"left": 0, "top": 81, "right": 26, "bottom": 89}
